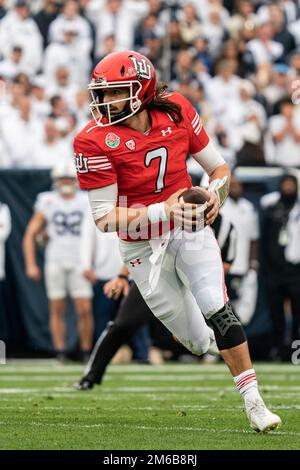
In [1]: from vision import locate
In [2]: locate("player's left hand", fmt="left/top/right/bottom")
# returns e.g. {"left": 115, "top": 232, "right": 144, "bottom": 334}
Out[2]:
{"left": 196, "top": 187, "right": 219, "bottom": 225}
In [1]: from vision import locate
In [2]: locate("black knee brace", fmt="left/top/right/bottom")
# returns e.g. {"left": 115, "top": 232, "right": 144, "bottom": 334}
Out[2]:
{"left": 208, "top": 303, "right": 247, "bottom": 351}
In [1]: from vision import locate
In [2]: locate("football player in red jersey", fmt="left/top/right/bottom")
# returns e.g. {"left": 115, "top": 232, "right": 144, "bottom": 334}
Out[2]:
{"left": 74, "top": 51, "right": 281, "bottom": 432}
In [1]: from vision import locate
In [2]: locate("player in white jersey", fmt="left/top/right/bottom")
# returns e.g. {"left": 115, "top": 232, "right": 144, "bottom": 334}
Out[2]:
{"left": 23, "top": 161, "right": 93, "bottom": 362}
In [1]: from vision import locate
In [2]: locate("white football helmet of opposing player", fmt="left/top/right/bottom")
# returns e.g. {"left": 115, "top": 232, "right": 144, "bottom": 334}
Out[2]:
{"left": 51, "top": 161, "right": 77, "bottom": 196}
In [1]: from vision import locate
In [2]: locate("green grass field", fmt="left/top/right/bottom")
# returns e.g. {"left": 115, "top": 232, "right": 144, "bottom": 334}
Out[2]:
{"left": 0, "top": 360, "right": 299, "bottom": 450}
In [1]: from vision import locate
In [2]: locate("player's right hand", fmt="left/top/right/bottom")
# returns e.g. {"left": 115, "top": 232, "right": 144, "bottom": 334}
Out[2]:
{"left": 164, "top": 188, "right": 188, "bottom": 213}
{"left": 164, "top": 188, "right": 200, "bottom": 231}
{"left": 26, "top": 264, "right": 41, "bottom": 282}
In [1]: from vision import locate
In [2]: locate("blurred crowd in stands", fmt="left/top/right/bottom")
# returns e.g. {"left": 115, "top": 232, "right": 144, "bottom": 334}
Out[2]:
{"left": 0, "top": 0, "right": 300, "bottom": 170}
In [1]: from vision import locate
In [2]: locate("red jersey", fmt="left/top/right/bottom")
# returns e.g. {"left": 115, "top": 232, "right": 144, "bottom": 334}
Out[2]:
{"left": 74, "top": 92, "right": 210, "bottom": 240}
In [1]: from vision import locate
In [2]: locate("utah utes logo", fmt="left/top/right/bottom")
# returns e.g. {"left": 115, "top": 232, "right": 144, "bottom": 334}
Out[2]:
{"left": 130, "top": 57, "right": 151, "bottom": 80}
{"left": 74, "top": 152, "right": 88, "bottom": 173}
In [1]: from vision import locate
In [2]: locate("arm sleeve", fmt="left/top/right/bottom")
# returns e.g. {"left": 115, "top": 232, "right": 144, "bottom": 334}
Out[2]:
{"left": 88, "top": 183, "right": 118, "bottom": 222}
{"left": 181, "top": 95, "right": 226, "bottom": 175}
{"left": 74, "top": 134, "right": 117, "bottom": 190}
{"left": 191, "top": 140, "right": 226, "bottom": 176}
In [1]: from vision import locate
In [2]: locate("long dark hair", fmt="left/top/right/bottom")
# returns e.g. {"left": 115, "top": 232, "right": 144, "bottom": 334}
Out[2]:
{"left": 146, "top": 82, "right": 183, "bottom": 125}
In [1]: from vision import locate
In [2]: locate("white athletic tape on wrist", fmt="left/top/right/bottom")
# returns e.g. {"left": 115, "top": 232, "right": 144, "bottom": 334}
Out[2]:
{"left": 195, "top": 203, "right": 207, "bottom": 218}
{"left": 195, "top": 204, "right": 207, "bottom": 231}
{"left": 147, "top": 202, "right": 169, "bottom": 224}
{"left": 208, "top": 176, "right": 229, "bottom": 207}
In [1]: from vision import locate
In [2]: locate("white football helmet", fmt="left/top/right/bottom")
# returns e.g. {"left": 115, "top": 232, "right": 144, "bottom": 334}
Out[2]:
{"left": 51, "top": 161, "right": 77, "bottom": 196}
{"left": 51, "top": 160, "right": 77, "bottom": 180}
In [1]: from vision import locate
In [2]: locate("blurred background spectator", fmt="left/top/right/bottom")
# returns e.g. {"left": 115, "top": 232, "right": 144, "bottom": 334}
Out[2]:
{"left": 267, "top": 96, "right": 300, "bottom": 167}
{"left": 0, "top": 0, "right": 43, "bottom": 76}
{"left": 221, "top": 176, "right": 260, "bottom": 326}
{"left": 260, "top": 174, "right": 300, "bottom": 361}
{"left": 23, "top": 161, "right": 93, "bottom": 362}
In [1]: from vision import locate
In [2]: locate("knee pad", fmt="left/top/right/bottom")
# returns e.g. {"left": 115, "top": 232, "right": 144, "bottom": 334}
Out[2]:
{"left": 208, "top": 303, "right": 246, "bottom": 351}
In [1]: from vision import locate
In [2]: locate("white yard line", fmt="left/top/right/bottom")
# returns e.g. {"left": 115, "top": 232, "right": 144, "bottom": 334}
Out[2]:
{"left": 1, "top": 374, "right": 300, "bottom": 383}
{"left": 2, "top": 362, "right": 300, "bottom": 374}
{"left": 1, "top": 384, "right": 300, "bottom": 395}
{"left": 0, "top": 404, "right": 299, "bottom": 412}
{"left": 0, "top": 421, "right": 299, "bottom": 438}
{"left": 0, "top": 376, "right": 81, "bottom": 382}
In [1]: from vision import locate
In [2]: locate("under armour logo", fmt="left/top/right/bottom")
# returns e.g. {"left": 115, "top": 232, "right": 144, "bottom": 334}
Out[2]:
{"left": 130, "top": 258, "right": 142, "bottom": 268}
{"left": 161, "top": 127, "right": 172, "bottom": 136}
{"left": 74, "top": 152, "right": 88, "bottom": 173}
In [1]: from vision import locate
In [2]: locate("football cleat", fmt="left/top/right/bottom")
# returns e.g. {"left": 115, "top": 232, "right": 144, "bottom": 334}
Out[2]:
{"left": 245, "top": 397, "right": 282, "bottom": 432}
{"left": 73, "top": 378, "right": 94, "bottom": 391}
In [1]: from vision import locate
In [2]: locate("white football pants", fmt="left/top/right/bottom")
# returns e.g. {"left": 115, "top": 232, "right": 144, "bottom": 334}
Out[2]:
{"left": 120, "top": 226, "right": 228, "bottom": 355}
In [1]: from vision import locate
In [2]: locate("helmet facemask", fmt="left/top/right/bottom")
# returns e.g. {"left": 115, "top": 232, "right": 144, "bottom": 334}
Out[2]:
{"left": 88, "top": 80, "right": 143, "bottom": 127}
{"left": 53, "top": 177, "right": 77, "bottom": 197}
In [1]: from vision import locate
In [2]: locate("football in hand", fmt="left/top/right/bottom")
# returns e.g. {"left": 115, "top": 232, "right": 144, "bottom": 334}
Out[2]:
{"left": 178, "top": 187, "right": 211, "bottom": 230}
{"left": 178, "top": 187, "right": 209, "bottom": 208}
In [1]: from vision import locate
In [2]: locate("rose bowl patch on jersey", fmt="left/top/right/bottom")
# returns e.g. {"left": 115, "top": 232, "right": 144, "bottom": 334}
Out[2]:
{"left": 105, "top": 133, "right": 120, "bottom": 148}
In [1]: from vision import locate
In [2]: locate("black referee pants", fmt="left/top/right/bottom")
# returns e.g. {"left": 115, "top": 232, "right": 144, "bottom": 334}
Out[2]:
{"left": 266, "top": 275, "right": 300, "bottom": 358}
{"left": 84, "top": 283, "right": 153, "bottom": 384}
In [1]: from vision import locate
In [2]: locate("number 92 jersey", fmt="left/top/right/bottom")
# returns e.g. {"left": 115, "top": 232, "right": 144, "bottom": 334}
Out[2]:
{"left": 34, "top": 191, "right": 89, "bottom": 267}
{"left": 74, "top": 92, "right": 210, "bottom": 208}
